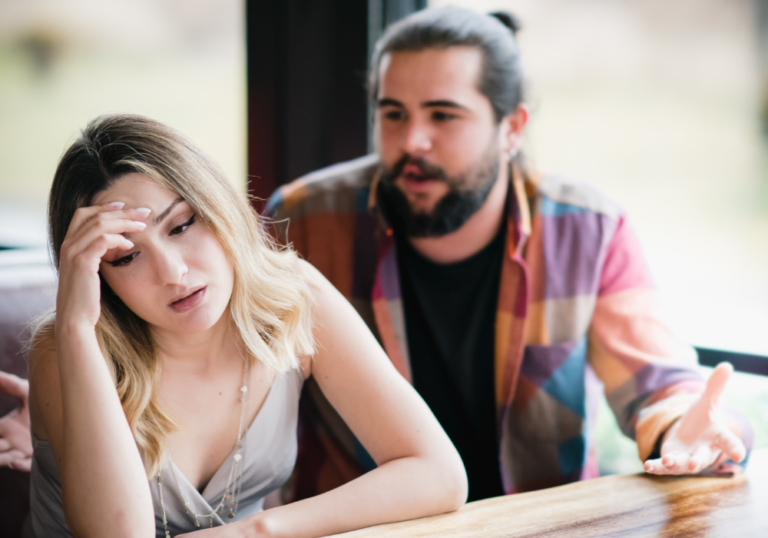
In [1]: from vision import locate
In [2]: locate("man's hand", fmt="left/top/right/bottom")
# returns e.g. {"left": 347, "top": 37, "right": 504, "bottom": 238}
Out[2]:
{"left": 0, "top": 371, "right": 32, "bottom": 472}
{"left": 644, "top": 363, "right": 746, "bottom": 475}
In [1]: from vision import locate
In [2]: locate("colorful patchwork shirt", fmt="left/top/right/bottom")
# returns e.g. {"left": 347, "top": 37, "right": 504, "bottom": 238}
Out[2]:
{"left": 266, "top": 154, "right": 751, "bottom": 499}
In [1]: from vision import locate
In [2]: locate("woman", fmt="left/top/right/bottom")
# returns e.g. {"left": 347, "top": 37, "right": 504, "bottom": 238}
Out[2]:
{"left": 28, "top": 114, "right": 467, "bottom": 537}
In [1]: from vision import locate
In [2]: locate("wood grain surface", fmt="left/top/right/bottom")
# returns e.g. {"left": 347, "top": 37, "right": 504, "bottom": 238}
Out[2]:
{"left": 332, "top": 448, "right": 768, "bottom": 537}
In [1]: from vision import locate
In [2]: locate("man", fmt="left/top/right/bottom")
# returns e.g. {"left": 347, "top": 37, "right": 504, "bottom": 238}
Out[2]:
{"left": 0, "top": 4, "right": 752, "bottom": 505}
{"left": 266, "top": 7, "right": 751, "bottom": 502}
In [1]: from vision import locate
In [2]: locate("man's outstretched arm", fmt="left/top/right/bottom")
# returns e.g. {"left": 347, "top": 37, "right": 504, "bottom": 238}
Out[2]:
{"left": 586, "top": 216, "right": 752, "bottom": 474}
{"left": 0, "top": 371, "right": 32, "bottom": 472}
{"left": 643, "top": 362, "right": 747, "bottom": 475}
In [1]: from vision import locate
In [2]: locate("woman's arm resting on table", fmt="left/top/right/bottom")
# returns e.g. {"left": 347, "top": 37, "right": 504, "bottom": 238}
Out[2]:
{"left": 211, "top": 262, "right": 468, "bottom": 538}
{"left": 644, "top": 362, "right": 747, "bottom": 476}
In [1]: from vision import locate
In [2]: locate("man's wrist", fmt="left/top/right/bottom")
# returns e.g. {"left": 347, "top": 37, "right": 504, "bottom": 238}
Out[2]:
{"left": 648, "top": 417, "right": 681, "bottom": 460}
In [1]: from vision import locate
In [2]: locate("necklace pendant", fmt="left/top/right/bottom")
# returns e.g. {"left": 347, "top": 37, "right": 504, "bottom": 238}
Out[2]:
{"left": 195, "top": 518, "right": 200, "bottom": 528}
{"left": 233, "top": 453, "right": 242, "bottom": 462}
{"left": 228, "top": 511, "right": 235, "bottom": 519}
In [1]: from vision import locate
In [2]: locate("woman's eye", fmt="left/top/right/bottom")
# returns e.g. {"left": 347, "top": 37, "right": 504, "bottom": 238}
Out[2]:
{"left": 108, "top": 252, "right": 137, "bottom": 267}
{"left": 170, "top": 214, "right": 196, "bottom": 236}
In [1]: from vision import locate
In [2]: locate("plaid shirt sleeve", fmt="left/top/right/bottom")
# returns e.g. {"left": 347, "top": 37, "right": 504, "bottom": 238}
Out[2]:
{"left": 586, "top": 215, "right": 711, "bottom": 460}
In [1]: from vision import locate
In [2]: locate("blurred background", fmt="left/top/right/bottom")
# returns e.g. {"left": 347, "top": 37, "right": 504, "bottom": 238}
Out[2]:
{"left": 0, "top": 0, "right": 245, "bottom": 247}
{"left": 0, "top": 0, "right": 766, "bottom": 484}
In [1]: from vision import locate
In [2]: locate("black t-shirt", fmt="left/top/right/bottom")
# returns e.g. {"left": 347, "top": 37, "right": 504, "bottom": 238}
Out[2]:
{"left": 396, "top": 226, "right": 506, "bottom": 502}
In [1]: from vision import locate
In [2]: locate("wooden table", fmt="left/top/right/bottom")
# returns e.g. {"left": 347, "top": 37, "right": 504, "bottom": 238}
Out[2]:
{"left": 333, "top": 449, "right": 768, "bottom": 537}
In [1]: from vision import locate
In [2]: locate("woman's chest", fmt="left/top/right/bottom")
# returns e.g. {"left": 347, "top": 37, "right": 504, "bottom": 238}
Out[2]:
{"left": 161, "top": 367, "right": 273, "bottom": 492}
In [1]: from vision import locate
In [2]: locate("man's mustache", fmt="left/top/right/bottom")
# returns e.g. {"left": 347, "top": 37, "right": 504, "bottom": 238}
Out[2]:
{"left": 384, "top": 155, "right": 449, "bottom": 184}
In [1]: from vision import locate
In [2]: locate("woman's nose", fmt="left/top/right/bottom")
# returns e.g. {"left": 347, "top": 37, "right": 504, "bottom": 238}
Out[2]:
{"left": 154, "top": 249, "right": 189, "bottom": 285}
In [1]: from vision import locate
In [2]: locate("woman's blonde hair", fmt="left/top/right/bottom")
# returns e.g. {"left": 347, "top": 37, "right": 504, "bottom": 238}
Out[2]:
{"left": 35, "top": 114, "right": 315, "bottom": 477}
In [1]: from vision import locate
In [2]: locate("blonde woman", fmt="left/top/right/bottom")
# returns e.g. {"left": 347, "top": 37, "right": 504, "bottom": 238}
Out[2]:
{"left": 28, "top": 114, "right": 466, "bottom": 538}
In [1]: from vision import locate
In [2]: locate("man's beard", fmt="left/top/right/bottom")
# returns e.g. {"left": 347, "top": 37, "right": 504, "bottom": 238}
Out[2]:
{"left": 379, "top": 142, "right": 501, "bottom": 238}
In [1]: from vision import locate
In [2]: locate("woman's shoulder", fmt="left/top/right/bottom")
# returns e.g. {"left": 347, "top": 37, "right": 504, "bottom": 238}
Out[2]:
{"left": 28, "top": 313, "right": 62, "bottom": 440}
{"left": 28, "top": 312, "right": 58, "bottom": 372}
{"left": 297, "top": 259, "right": 337, "bottom": 300}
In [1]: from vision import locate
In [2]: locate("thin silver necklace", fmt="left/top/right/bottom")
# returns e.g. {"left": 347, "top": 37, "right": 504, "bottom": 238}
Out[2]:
{"left": 156, "top": 357, "right": 250, "bottom": 537}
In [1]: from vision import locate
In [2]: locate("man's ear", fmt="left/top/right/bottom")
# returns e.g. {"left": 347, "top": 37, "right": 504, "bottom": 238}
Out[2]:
{"left": 501, "top": 104, "right": 529, "bottom": 156}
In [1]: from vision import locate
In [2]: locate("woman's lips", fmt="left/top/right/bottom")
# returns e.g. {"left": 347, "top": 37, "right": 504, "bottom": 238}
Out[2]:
{"left": 169, "top": 287, "right": 206, "bottom": 313}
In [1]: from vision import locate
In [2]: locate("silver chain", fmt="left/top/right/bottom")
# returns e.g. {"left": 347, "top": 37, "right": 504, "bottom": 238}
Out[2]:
{"left": 156, "top": 357, "right": 250, "bottom": 537}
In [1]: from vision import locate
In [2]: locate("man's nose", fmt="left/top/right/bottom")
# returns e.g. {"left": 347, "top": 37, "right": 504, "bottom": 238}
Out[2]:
{"left": 402, "top": 118, "right": 432, "bottom": 155}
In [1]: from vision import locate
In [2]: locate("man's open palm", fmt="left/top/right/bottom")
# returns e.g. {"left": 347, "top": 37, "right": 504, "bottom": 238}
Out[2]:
{"left": 0, "top": 371, "right": 32, "bottom": 472}
{"left": 644, "top": 363, "right": 746, "bottom": 475}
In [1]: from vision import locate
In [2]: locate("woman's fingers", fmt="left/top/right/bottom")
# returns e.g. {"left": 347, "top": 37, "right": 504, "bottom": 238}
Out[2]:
{"left": 65, "top": 202, "right": 127, "bottom": 237}
{"left": 61, "top": 218, "right": 146, "bottom": 267}
{"left": 0, "top": 439, "right": 11, "bottom": 451}
{"left": 65, "top": 234, "right": 136, "bottom": 272}
{"left": 64, "top": 210, "right": 149, "bottom": 249}
{"left": 64, "top": 203, "right": 150, "bottom": 247}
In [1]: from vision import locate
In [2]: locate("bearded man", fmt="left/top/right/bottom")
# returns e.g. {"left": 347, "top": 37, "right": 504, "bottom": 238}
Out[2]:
{"left": 267, "top": 6, "right": 752, "bottom": 502}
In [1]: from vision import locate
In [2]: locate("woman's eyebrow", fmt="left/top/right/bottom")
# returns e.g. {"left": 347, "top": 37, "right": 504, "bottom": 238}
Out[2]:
{"left": 153, "top": 197, "right": 184, "bottom": 225}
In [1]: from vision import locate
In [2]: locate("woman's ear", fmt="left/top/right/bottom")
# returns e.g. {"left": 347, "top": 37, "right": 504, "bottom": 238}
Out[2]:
{"left": 501, "top": 103, "right": 529, "bottom": 157}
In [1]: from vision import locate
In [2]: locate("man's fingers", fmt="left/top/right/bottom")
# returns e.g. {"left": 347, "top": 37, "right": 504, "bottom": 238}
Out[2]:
{"left": 0, "top": 449, "right": 25, "bottom": 466}
{"left": 701, "top": 362, "right": 732, "bottom": 408}
{"left": 12, "top": 457, "right": 31, "bottom": 472}
{"left": 687, "top": 444, "right": 714, "bottom": 473}
{"left": 644, "top": 456, "right": 681, "bottom": 475}
{"left": 0, "top": 371, "right": 29, "bottom": 400}
{"left": 650, "top": 453, "right": 696, "bottom": 475}
{"left": 644, "top": 457, "right": 665, "bottom": 474}
{"left": 664, "top": 453, "right": 690, "bottom": 474}
{"left": 714, "top": 429, "right": 746, "bottom": 463}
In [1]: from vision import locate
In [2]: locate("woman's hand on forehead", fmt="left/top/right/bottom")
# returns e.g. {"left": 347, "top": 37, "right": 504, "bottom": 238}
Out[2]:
{"left": 57, "top": 201, "right": 152, "bottom": 330}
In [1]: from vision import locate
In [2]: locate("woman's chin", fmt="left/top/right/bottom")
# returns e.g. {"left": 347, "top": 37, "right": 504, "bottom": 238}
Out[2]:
{"left": 150, "top": 307, "right": 229, "bottom": 337}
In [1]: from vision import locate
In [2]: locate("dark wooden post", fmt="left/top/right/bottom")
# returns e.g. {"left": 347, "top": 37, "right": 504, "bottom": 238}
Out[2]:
{"left": 246, "top": 0, "right": 425, "bottom": 211}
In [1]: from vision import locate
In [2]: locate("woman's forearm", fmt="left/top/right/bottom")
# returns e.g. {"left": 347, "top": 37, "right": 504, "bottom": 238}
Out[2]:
{"left": 57, "top": 324, "right": 154, "bottom": 538}
{"left": 250, "top": 453, "right": 466, "bottom": 538}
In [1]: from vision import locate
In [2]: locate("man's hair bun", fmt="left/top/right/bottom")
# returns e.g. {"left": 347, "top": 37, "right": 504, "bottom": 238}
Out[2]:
{"left": 489, "top": 11, "right": 522, "bottom": 36}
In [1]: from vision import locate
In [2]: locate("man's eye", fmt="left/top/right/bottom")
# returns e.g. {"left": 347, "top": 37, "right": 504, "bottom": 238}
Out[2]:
{"left": 108, "top": 252, "right": 138, "bottom": 267}
{"left": 384, "top": 110, "right": 404, "bottom": 121}
{"left": 170, "top": 215, "right": 196, "bottom": 236}
{"left": 432, "top": 111, "right": 456, "bottom": 122}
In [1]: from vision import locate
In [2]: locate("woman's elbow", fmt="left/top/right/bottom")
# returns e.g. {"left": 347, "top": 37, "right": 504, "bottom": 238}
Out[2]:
{"left": 431, "top": 450, "right": 468, "bottom": 513}
{"left": 445, "top": 460, "right": 469, "bottom": 511}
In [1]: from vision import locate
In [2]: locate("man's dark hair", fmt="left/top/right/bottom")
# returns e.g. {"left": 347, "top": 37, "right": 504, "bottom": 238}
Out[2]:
{"left": 368, "top": 6, "right": 524, "bottom": 123}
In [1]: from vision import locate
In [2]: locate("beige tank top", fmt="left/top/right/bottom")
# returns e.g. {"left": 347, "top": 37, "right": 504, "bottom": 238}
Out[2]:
{"left": 30, "top": 368, "right": 303, "bottom": 537}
